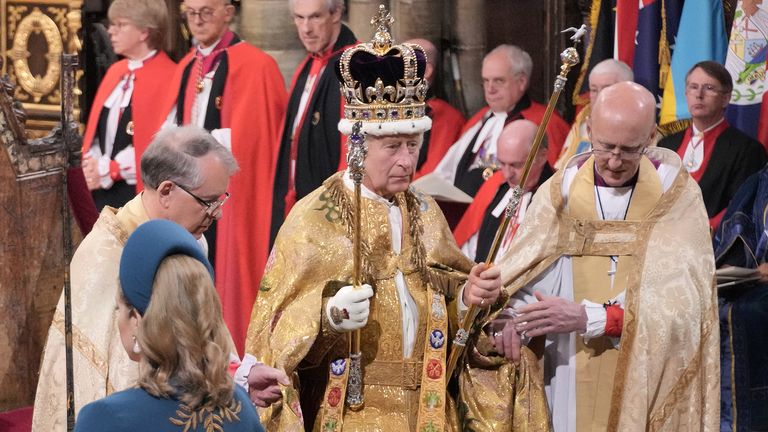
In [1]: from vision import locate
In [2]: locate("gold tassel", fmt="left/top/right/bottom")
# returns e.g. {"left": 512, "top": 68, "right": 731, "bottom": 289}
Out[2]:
{"left": 403, "top": 190, "right": 429, "bottom": 281}
{"left": 324, "top": 174, "right": 374, "bottom": 281}
{"left": 657, "top": 118, "right": 691, "bottom": 137}
{"left": 658, "top": 0, "right": 672, "bottom": 89}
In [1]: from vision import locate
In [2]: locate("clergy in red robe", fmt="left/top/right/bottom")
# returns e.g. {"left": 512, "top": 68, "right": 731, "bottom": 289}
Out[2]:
{"left": 453, "top": 119, "right": 552, "bottom": 262}
{"left": 659, "top": 61, "right": 767, "bottom": 229}
{"left": 161, "top": 0, "right": 287, "bottom": 354}
{"left": 82, "top": 0, "right": 176, "bottom": 211}
{"left": 418, "top": 98, "right": 466, "bottom": 177}
{"left": 405, "top": 38, "right": 466, "bottom": 178}
{"left": 270, "top": 0, "right": 357, "bottom": 245}
{"left": 433, "top": 44, "right": 569, "bottom": 197}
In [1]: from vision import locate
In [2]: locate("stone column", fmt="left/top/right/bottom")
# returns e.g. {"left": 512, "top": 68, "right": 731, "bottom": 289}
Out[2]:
{"left": 391, "top": 0, "right": 442, "bottom": 43}
{"left": 347, "top": 0, "right": 383, "bottom": 40}
{"left": 452, "top": 0, "right": 486, "bottom": 114}
{"left": 239, "top": 0, "right": 305, "bottom": 86}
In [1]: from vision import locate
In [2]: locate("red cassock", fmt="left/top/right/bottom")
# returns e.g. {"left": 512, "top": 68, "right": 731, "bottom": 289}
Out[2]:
{"left": 452, "top": 170, "right": 506, "bottom": 247}
{"left": 83, "top": 51, "right": 177, "bottom": 191}
{"left": 461, "top": 102, "right": 570, "bottom": 168}
{"left": 162, "top": 43, "right": 287, "bottom": 354}
{"left": 415, "top": 98, "right": 466, "bottom": 178}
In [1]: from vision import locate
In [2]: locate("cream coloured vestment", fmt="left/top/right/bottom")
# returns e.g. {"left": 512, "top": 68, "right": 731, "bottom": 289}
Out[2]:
{"left": 32, "top": 195, "right": 214, "bottom": 431}
{"left": 32, "top": 195, "right": 148, "bottom": 431}
{"left": 495, "top": 148, "right": 719, "bottom": 431}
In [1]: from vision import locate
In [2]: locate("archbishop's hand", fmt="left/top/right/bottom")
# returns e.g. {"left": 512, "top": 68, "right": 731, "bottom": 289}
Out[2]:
{"left": 489, "top": 318, "right": 522, "bottom": 365}
{"left": 247, "top": 363, "right": 291, "bottom": 408}
{"left": 513, "top": 291, "right": 587, "bottom": 337}
{"left": 325, "top": 284, "right": 374, "bottom": 332}
{"left": 463, "top": 263, "right": 502, "bottom": 307}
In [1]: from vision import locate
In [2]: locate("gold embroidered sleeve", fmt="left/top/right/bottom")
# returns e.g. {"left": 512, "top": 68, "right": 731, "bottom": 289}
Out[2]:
{"left": 303, "top": 296, "right": 345, "bottom": 367}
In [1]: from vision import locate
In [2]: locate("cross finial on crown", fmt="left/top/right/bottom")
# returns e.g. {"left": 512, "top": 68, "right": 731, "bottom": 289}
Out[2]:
{"left": 370, "top": 4, "right": 394, "bottom": 55}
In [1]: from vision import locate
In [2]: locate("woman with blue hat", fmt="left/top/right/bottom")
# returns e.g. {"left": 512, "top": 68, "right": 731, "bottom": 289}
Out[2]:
{"left": 74, "top": 219, "right": 263, "bottom": 431}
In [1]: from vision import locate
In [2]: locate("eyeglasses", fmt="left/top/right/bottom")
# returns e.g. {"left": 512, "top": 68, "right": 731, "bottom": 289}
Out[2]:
{"left": 591, "top": 142, "right": 646, "bottom": 161}
{"left": 685, "top": 82, "right": 727, "bottom": 97}
{"left": 108, "top": 20, "right": 134, "bottom": 31}
{"left": 175, "top": 183, "right": 230, "bottom": 216}
{"left": 182, "top": 6, "right": 222, "bottom": 23}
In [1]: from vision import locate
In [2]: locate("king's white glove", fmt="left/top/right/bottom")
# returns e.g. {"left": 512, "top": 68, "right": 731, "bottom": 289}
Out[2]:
{"left": 325, "top": 284, "right": 373, "bottom": 332}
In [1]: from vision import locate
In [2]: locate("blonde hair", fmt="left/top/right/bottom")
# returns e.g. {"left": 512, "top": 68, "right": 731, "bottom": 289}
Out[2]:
{"left": 135, "top": 255, "right": 233, "bottom": 409}
{"left": 108, "top": 0, "right": 169, "bottom": 51}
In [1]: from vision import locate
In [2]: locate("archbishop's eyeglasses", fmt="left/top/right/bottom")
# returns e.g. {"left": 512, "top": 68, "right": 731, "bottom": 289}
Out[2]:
{"left": 175, "top": 183, "right": 230, "bottom": 217}
{"left": 591, "top": 142, "right": 646, "bottom": 161}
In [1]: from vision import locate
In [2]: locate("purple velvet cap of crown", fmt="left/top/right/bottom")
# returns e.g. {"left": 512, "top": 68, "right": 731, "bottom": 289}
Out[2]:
{"left": 335, "top": 47, "right": 427, "bottom": 101}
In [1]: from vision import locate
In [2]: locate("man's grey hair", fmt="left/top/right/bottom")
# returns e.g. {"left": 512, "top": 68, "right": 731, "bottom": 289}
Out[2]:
{"left": 590, "top": 59, "right": 634, "bottom": 82}
{"left": 485, "top": 44, "right": 533, "bottom": 80}
{"left": 141, "top": 126, "right": 239, "bottom": 190}
{"left": 288, "top": 0, "right": 345, "bottom": 14}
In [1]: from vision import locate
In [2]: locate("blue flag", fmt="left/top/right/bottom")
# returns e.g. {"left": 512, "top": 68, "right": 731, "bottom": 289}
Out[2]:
{"left": 725, "top": 0, "right": 768, "bottom": 140}
{"left": 660, "top": 0, "right": 728, "bottom": 124}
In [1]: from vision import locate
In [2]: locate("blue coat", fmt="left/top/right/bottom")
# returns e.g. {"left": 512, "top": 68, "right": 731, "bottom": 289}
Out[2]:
{"left": 74, "top": 386, "right": 264, "bottom": 432}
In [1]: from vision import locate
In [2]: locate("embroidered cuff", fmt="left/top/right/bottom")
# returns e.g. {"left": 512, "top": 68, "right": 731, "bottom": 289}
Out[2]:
{"left": 604, "top": 303, "right": 624, "bottom": 337}
{"left": 580, "top": 299, "right": 607, "bottom": 340}
{"left": 457, "top": 283, "right": 469, "bottom": 313}
{"left": 233, "top": 353, "right": 261, "bottom": 392}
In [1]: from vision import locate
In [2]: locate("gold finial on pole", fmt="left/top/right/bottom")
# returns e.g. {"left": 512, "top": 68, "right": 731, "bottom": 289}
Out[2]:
{"left": 446, "top": 26, "right": 587, "bottom": 379}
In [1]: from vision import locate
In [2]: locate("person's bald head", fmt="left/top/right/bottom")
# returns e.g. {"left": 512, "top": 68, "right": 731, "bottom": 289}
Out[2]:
{"left": 591, "top": 81, "right": 656, "bottom": 138}
{"left": 588, "top": 82, "right": 656, "bottom": 187}
{"left": 588, "top": 59, "right": 633, "bottom": 102}
{"left": 406, "top": 38, "right": 438, "bottom": 85}
{"left": 496, "top": 119, "right": 547, "bottom": 189}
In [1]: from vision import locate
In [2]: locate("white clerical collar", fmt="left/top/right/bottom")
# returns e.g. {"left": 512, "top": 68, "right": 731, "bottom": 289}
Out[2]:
{"left": 691, "top": 117, "right": 724, "bottom": 137}
{"left": 489, "top": 110, "right": 507, "bottom": 118}
{"left": 127, "top": 50, "right": 157, "bottom": 71}
{"left": 343, "top": 170, "right": 398, "bottom": 208}
{"left": 198, "top": 38, "right": 222, "bottom": 56}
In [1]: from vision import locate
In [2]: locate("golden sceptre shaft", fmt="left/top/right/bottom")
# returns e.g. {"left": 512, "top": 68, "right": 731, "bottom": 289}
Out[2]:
{"left": 346, "top": 121, "right": 365, "bottom": 410}
{"left": 446, "top": 26, "right": 586, "bottom": 378}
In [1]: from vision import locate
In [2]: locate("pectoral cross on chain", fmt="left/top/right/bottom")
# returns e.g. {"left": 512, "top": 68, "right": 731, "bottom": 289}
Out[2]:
{"left": 608, "top": 256, "right": 618, "bottom": 277}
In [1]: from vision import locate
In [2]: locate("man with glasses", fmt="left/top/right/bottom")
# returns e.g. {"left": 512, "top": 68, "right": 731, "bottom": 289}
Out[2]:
{"left": 488, "top": 82, "right": 719, "bottom": 430}
{"left": 161, "top": 0, "right": 287, "bottom": 354}
{"left": 34, "top": 126, "right": 293, "bottom": 431}
{"left": 659, "top": 60, "right": 766, "bottom": 229}
{"left": 432, "top": 44, "right": 569, "bottom": 197}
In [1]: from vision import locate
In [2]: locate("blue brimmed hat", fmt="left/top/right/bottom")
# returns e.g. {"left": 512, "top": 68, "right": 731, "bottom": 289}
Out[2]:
{"left": 119, "top": 219, "right": 213, "bottom": 315}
